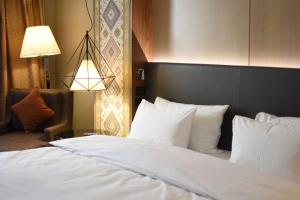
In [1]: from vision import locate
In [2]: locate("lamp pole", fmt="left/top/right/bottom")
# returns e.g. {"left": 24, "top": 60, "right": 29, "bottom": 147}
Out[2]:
{"left": 44, "top": 56, "right": 51, "bottom": 88}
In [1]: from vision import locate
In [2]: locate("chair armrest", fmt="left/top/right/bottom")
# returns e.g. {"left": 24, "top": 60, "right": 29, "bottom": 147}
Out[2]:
{"left": 44, "top": 123, "right": 71, "bottom": 141}
{"left": 0, "top": 121, "right": 12, "bottom": 135}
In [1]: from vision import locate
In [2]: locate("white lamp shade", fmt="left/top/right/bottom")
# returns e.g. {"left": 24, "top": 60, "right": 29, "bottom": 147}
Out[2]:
{"left": 70, "top": 59, "right": 106, "bottom": 91}
{"left": 20, "top": 26, "right": 61, "bottom": 58}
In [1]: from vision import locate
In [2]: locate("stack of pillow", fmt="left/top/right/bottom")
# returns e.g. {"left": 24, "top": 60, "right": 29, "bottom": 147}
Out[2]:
{"left": 128, "top": 97, "right": 229, "bottom": 153}
{"left": 231, "top": 113, "right": 300, "bottom": 183}
{"left": 129, "top": 98, "right": 300, "bottom": 183}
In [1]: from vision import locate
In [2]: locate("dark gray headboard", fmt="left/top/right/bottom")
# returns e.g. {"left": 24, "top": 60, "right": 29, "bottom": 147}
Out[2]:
{"left": 146, "top": 62, "right": 300, "bottom": 150}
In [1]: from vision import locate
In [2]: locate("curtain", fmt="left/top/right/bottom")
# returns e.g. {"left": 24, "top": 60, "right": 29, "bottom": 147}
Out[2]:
{"left": 0, "top": 0, "right": 45, "bottom": 121}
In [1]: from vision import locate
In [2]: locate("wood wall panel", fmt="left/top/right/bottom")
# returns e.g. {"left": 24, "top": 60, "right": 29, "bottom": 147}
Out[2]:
{"left": 132, "top": 0, "right": 152, "bottom": 61}
{"left": 152, "top": 0, "right": 250, "bottom": 65}
{"left": 250, "top": 0, "right": 300, "bottom": 68}
{"left": 131, "top": 0, "right": 152, "bottom": 118}
{"left": 131, "top": 34, "right": 147, "bottom": 117}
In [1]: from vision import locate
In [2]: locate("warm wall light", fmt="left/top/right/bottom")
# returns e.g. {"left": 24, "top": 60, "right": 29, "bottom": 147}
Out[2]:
{"left": 20, "top": 26, "right": 61, "bottom": 58}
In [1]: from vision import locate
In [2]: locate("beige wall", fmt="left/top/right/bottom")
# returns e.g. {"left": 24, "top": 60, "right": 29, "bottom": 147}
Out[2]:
{"left": 44, "top": 0, "right": 95, "bottom": 129}
{"left": 152, "top": 0, "right": 300, "bottom": 68}
{"left": 152, "top": 0, "right": 250, "bottom": 65}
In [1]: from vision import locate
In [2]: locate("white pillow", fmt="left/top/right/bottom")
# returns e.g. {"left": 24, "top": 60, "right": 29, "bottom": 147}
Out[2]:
{"left": 256, "top": 112, "right": 300, "bottom": 125}
{"left": 255, "top": 112, "right": 277, "bottom": 122}
{"left": 155, "top": 97, "right": 229, "bottom": 153}
{"left": 230, "top": 115, "right": 300, "bottom": 183}
{"left": 128, "top": 99, "right": 196, "bottom": 148}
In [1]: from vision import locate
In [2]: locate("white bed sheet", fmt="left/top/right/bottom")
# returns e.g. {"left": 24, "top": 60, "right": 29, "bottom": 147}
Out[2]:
{"left": 207, "top": 150, "right": 231, "bottom": 160}
{"left": 0, "top": 147, "right": 204, "bottom": 200}
{"left": 1, "top": 136, "right": 300, "bottom": 200}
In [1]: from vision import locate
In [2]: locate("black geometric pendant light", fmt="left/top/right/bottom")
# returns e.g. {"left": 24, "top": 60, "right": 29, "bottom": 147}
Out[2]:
{"left": 62, "top": 0, "right": 115, "bottom": 91}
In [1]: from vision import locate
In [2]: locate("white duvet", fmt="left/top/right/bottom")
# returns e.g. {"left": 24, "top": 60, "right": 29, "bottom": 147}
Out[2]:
{"left": 0, "top": 136, "right": 300, "bottom": 200}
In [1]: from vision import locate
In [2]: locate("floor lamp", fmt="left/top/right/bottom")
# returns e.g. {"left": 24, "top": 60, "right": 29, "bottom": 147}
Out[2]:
{"left": 20, "top": 26, "right": 61, "bottom": 88}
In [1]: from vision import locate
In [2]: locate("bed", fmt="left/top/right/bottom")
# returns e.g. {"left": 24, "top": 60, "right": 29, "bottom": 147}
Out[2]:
{"left": 1, "top": 136, "right": 299, "bottom": 200}
{"left": 1, "top": 62, "right": 300, "bottom": 200}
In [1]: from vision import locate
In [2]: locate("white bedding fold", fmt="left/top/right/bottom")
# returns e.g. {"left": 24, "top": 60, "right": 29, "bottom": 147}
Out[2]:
{"left": 0, "top": 147, "right": 203, "bottom": 200}
{"left": 51, "top": 135, "right": 300, "bottom": 200}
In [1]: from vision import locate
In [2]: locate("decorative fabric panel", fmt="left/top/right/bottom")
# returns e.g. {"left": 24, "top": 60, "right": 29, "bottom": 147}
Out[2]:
{"left": 94, "top": 0, "right": 131, "bottom": 136}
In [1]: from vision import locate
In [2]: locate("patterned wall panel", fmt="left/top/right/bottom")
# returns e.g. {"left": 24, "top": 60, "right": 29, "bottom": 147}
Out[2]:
{"left": 94, "top": 0, "right": 131, "bottom": 136}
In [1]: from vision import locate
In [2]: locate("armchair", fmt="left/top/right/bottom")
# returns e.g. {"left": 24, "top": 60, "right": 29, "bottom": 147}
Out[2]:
{"left": 0, "top": 89, "right": 73, "bottom": 151}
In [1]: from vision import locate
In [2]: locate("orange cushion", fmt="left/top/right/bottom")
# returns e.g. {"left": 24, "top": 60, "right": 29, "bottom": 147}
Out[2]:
{"left": 11, "top": 88, "right": 55, "bottom": 132}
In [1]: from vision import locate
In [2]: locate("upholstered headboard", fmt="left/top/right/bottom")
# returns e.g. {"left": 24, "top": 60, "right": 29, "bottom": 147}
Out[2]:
{"left": 146, "top": 62, "right": 300, "bottom": 150}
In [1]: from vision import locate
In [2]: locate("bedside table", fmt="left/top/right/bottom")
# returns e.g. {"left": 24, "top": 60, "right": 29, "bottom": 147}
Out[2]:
{"left": 54, "top": 129, "right": 107, "bottom": 140}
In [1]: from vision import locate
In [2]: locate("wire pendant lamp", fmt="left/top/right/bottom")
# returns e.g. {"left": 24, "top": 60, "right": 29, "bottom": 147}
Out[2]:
{"left": 62, "top": 1, "right": 115, "bottom": 91}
